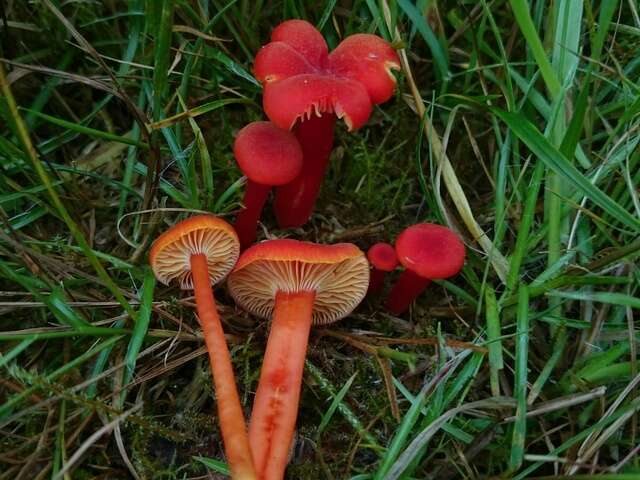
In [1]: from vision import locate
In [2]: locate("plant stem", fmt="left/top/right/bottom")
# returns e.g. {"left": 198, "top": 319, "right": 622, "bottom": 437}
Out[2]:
{"left": 249, "top": 290, "right": 315, "bottom": 479}
{"left": 191, "top": 254, "right": 256, "bottom": 480}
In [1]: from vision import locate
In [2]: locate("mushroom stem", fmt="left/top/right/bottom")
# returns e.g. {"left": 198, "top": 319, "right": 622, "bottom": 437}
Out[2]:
{"left": 274, "top": 114, "right": 336, "bottom": 227}
{"left": 235, "top": 181, "right": 271, "bottom": 250}
{"left": 249, "top": 290, "right": 315, "bottom": 479}
{"left": 368, "top": 269, "right": 387, "bottom": 294}
{"left": 190, "top": 254, "right": 257, "bottom": 480}
{"left": 385, "top": 269, "right": 431, "bottom": 315}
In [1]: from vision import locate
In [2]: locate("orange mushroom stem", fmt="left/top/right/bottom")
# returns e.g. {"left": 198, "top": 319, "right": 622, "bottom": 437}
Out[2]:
{"left": 228, "top": 239, "right": 369, "bottom": 479}
{"left": 150, "top": 216, "right": 256, "bottom": 480}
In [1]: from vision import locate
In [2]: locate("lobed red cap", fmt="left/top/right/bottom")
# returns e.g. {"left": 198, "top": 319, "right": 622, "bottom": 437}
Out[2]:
{"left": 254, "top": 20, "right": 400, "bottom": 132}
{"left": 367, "top": 242, "right": 398, "bottom": 272}
{"left": 227, "top": 239, "right": 369, "bottom": 325}
{"left": 149, "top": 215, "right": 239, "bottom": 289}
{"left": 234, "top": 121, "right": 303, "bottom": 186}
{"left": 395, "top": 224, "right": 465, "bottom": 280}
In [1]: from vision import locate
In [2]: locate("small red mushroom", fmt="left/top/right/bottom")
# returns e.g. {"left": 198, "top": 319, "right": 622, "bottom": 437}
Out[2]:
{"left": 254, "top": 20, "right": 400, "bottom": 228}
{"left": 385, "top": 223, "right": 465, "bottom": 315}
{"left": 233, "top": 121, "right": 303, "bottom": 249}
{"left": 367, "top": 242, "right": 398, "bottom": 294}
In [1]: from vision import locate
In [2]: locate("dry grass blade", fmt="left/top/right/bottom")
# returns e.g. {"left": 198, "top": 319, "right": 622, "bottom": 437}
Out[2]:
{"left": 569, "top": 373, "right": 640, "bottom": 474}
{"left": 504, "top": 387, "right": 607, "bottom": 422}
{"left": 0, "top": 59, "right": 120, "bottom": 95}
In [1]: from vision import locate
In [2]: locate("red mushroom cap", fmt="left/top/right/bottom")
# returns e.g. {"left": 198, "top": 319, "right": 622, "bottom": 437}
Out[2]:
{"left": 233, "top": 121, "right": 303, "bottom": 186}
{"left": 367, "top": 242, "right": 398, "bottom": 272}
{"left": 395, "top": 224, "right": 465, "bottom": 280}
{"left": 254, "top": 20, "right": 400, "bottom": 132}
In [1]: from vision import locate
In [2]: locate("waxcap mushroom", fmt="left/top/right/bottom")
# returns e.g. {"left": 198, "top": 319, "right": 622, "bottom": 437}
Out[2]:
{"left": 367, "top": 242, "right": 399, "bottom": 272}
{"left": 254, "top": 19, "right": 401, "bottom": 228}
{"left": 367, "top": 242, "right": 398, "bottom": 294}
{"left": 150, "top": 215, "right": 239, "bottom": 289}
{"left": 228, "top": 239, "right": 369, "bottom": 324}
{"left": 234, "top": 121, "right": 303, "bottom": 186}
{"left": 385, "top": 223, "right": 465, "bottom": 315}
{"left": 395, "top": 223, "right": 465, "bottom": 279}
{"left": 149, "top": 215, "right": 256, "bottom": 479}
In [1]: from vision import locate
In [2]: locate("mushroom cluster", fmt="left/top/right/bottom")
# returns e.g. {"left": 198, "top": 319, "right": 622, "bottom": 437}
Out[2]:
{"left": 365, "top": 223, "right": 467, "bottom": 315}
{"left": 145, "top": 19, "right": 466, "bottom": 480}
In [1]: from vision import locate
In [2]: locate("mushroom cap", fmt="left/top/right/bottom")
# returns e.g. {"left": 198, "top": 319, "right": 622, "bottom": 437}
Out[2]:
{"left": 367, "top": 242, "right": 398, "bottom": 272}
{"left": 227, "top": 239, "right": 369, "bottom": 325}
{"left": 254, "top": 20, "right": 400, "bottom": 132}
{"left": 234, "top": 121, "right": 303, "bottom": 186}
{"left": 149, "top": 215, "right": 240, "bottom": 290}
{"left": 395, "top": 224, "right": 465, "bottom": 280}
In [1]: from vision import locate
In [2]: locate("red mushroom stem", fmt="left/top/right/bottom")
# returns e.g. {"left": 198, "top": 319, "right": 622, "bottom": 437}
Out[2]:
{"left": 190, "top": 254, "right": 257, "bottom": 480}
{"left": 368, "top": 268, "right": 387, "bottom": 294}
{"left": 235, "top": 182, "right": 271, "bottom": 250}
{"left": 249, "top": 290, "right": 315, "bottom": 479}
{"left": 385, "top": 269, "right": 431, "bottom": 315}
{"left": 274, "top": 114, "right": 336, "bottom": 228}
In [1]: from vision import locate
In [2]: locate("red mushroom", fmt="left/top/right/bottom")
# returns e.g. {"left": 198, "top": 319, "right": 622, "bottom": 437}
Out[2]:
{"left": 254, "top": 20, "right": 400, "bottom": 228}
{"left": 234, "top": 121, "right": 303, "bottom": 249}
{"left": 227, "top": 239, "right": 369, "bottom": 479}
{"left": 385, "top": 223, "right": 465, "bottom": 315}
{"left": 367, "top": 242, "right": 398, "bottom": 294}
{"left": 149, "top": 216, "right": 256, "bottom": 480}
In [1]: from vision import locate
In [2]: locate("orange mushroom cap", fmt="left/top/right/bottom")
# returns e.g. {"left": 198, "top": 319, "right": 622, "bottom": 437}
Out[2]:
{"left": 227, "top": 239, "right": 369, "bottom": 324}
{"left": 149, "top": 215, "right": 240, "bottom": 289}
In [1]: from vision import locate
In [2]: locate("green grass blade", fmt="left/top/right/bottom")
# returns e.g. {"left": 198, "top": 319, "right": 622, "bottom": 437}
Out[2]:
{"left": 123, "top": 269, "right": 156, "bottom": 387}
{"left": 508, "top": 0, "right": 562, "bottom": 97}
{"left": 20, "top": 108, "right": 149, "bottom": 148}
{"left": 317, "top": 371, "right": 357, "bottom": 435}
{"left": 193, "top": 456, "right": 230, "bottom": 475}
{"left": 509, "top": 285, "right": 529, "bottom": 472}
{"left": 485, "top": 286, "right": 503, "bottom": 397}
{"left": 397, "top": 0, "right": 449, "bottom": 83}
{"left": 151, "top": 0, "right": 175, "bottom": 121}
{"left": 492, "top": 108, "right": 640, "bottom": 233}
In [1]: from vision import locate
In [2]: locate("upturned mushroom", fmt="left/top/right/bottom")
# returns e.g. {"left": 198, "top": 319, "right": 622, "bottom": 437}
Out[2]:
{"left": 149, "top": 215, "right": 256, "bottom": 480}
{"left": 254, "top": 19, "right": 400, "bottom": 227}
{"left": 367, "top": 242, "right": 398, "bottom": 294}
{"left": 385, "top": 223, "right": 466, "bottom": 315}
{"left": 227, "top": 239, "right": 369, "bottom": 479}
{"left": 234, "top": 121, "right": 303, "bottom": 249}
